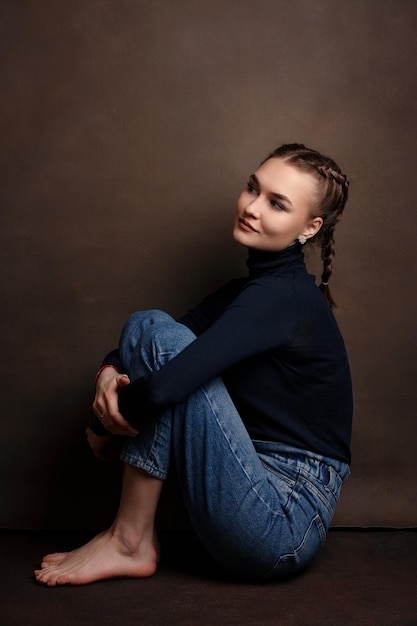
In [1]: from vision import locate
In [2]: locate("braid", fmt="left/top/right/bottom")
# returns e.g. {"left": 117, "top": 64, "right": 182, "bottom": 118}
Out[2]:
{"left": 316, "top": 164, "right": 349, "bottom": 189}
{"left": 313, "top": 162, "right": 349, "bottom": 308}
{"left": 264, "top": 144, "right": 349, "bottom": 309}
{"left": 319, "top": 228, "right": 337, "bottom": 308}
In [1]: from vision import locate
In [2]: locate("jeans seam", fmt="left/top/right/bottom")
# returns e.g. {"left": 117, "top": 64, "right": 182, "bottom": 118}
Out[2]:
{"left": 202, "top": 385, "right": 284, "bottom": 516}
{"left": 269, "top": 513, "right": 326, "bottom": 573}
{"left": 298, "top": 472, "right": 335, "bottom": 516}
{"left": 119, "top": 451, "right": 168, "bottom": 481}
{"left": 259, "top": 460, "right": 297, "bottom": 487}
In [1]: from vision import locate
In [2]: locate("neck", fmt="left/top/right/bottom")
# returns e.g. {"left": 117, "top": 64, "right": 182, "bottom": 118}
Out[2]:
{"left": 246, "top": 243, "right": 305, "bottom": 276}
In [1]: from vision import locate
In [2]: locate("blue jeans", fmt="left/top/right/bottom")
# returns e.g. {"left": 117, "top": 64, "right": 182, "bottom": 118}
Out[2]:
{"left": 118, "top": 310, "right": 350, "bottom": 581}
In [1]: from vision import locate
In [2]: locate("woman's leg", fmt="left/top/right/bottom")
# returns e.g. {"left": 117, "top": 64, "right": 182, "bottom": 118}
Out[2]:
{"left": 35, "top": 311, "right": 342, "bottom": 584}
{"left": 115, "top": 312, "right": 309, "bottom": 579}
{"left": 116, "top": 311, "right": 344, "bottom": 580}
{"left": 34, "top": 311, "right": 175, "bottom": 587}
{"left": 34, "top": 465, "right": 163, "bottom": 586}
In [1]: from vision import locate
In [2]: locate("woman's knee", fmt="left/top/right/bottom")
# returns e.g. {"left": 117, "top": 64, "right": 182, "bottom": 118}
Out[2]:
{"left": 123, "top": 310, "right": 173, "bottom": 335}
{"left": 118, "top": 310, "right": 173, "bottom": 365}
{"left": 120, "top": 309, "right": 195, "bottom": 368}
{"left": 120, "top": 310, "right": 172, "bottom": 349}
{"left": 144, "top": 318, "right": 196, "bottom": 357}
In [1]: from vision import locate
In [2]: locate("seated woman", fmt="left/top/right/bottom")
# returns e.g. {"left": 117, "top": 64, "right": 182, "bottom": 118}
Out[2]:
{"left": 35, "top": 143, "right": 352, "bottom": 586}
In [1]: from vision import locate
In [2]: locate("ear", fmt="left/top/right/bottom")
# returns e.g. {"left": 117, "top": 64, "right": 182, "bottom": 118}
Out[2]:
{"left": 302, "top": 216, "right": 323, "bottom": 240}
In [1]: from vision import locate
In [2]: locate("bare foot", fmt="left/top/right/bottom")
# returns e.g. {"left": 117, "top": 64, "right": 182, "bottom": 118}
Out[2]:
{"left": 40, "top": 552, "right": 69, "bottom": 568}
{"left": 34, "top": 529, "right": 159, "bottom": 586}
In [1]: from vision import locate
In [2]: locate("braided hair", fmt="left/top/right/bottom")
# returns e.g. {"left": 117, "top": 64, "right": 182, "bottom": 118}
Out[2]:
{"left": 263, "top": 143, "right": 349, "bottom": 309}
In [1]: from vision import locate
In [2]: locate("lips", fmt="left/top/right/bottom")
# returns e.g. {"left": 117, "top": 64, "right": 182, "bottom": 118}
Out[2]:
{"left": 239, "top": 218, "right": 258, "bottom": 233}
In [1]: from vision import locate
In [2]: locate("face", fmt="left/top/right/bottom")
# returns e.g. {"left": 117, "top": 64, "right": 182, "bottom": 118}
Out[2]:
{"left": 233, "top": 158, "right": 323, "bottom": 252}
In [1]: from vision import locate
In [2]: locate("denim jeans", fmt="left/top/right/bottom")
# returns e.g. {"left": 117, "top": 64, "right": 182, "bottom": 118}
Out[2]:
{"left": 118, "top": 310, "right": 350, "bottom": 581}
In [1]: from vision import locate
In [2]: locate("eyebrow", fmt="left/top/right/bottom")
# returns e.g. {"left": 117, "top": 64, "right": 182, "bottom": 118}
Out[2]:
{"left": 250, "top": 174, "right": 293, "bottom": 206}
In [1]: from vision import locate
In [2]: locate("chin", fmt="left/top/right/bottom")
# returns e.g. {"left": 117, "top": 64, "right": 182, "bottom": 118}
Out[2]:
{"left": 232, "top": 228, "right": 246, "bottom": 247}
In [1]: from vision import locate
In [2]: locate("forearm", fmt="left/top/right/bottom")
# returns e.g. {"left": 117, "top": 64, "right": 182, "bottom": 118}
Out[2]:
{"left": 100, "top": 349, "right": 124, "bottom": 371}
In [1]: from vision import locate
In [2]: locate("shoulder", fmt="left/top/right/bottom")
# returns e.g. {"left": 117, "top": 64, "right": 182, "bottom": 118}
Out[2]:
{"left": 240, "top": 270, "right": 304, "bottom": 305}
{"left": 230, "top": 272, "right": 300, "bottom": 329}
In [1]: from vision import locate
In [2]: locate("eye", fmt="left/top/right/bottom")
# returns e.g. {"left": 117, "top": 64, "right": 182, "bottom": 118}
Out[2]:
{"left": 270, "top": 200, "right": 285, "bottom": 211}
{"left": 246, "top": 181, "right": 258, "bottom": 194}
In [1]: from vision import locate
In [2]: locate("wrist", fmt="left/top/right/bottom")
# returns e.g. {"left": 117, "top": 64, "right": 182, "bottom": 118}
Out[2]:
{"left": 94, "top": 364, "right": 119, "bottom": 386}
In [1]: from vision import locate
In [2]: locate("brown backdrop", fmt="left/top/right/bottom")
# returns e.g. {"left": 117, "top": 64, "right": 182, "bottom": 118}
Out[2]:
{"left": 1, "top": 0, "right": 416, "bottom": 529}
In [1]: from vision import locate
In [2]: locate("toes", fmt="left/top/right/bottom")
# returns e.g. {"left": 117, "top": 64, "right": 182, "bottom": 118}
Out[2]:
{"left": 37, "top": 551, "right": 70, "bottom": 572}
{"left": 42, "top": 551, "right": 69, "bottom": 563}
{"left": 34, "top": 569, "right": 60, "bottom": 587}
{"left": 34, "top": 570, "right": 49, "bottom": 585}
{"left": 41, "top": 555, "right": 67, "bottom": 568}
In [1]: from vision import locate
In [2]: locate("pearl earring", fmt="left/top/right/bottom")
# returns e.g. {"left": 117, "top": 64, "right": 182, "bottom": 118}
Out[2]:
{"left": 298, "top": 235, "right": 307, "bottom": 245}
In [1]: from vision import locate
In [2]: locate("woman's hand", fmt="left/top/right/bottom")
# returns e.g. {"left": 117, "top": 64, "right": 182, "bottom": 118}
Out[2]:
{"left": 85, "top": 427, "right": 123, "bottom": 461}
{"left": 92, "top": 367, "right": 139, "bottom": 436}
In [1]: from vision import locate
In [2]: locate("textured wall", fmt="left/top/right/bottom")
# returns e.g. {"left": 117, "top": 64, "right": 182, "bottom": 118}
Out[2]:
{"left": 1, "top": 0, "right": 416, "bottom": 529}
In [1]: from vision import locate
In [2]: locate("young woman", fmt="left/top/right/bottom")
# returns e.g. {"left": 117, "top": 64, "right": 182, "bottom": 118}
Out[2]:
{"left": 35, "top": 143, "right": 352, "bottom": 585}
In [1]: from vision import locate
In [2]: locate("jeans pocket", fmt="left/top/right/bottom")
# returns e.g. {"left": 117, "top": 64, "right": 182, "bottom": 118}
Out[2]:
{"left": 263, "top": 513, "right": 327, "bottom": 581}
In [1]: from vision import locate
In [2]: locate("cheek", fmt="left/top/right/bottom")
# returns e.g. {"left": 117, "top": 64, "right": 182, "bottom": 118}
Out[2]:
{"left": 236, "top": 192, "right": 246, "bottom": 210}
{"left": 262, "top": 213, "right": 282, "bottom": 234}
{"left": 235, "top": 199, "right": 247, "bottom": 221}
{"left": 262, "top": 213, "right": 299, "bottom": 238}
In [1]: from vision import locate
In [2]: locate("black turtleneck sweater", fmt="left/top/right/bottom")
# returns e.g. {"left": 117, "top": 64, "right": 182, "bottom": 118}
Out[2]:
{"left": 101, "top": 244, "right": 353, "bottom": 464}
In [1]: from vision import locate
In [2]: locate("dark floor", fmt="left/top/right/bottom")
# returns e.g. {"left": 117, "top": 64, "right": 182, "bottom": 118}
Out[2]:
{"left": 0, "top": 528, "right": 416, "bottom": 626}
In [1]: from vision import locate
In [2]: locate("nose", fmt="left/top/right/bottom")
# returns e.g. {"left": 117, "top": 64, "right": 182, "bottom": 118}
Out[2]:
{"left": 243, "top": 195, "right": 262, "bottom": 218}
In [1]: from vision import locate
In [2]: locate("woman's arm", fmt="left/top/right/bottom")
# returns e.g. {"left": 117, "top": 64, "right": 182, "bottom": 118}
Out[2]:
{"left": 118, "top": 277, "right": 296, "bottom": 425}
{"left": 177, "top": 278, "right": 246, "bottom": 335}
{"left": 90, "top": 365, "right": 139, "bottom": 437}
{"left": 98, "top": 349, "right": 124, "bottom": 371}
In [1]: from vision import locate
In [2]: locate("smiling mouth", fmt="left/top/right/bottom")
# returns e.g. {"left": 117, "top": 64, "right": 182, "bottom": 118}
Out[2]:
{"left": 239, "top": 218, "right": 258, "bottom": 232}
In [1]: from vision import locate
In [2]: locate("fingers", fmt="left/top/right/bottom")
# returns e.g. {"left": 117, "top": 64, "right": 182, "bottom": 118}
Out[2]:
{"left": 94, "top": 409, "right": 138, "bottom": 436}
{"left": 109, "top": 414, "right": 139, "bottom": 436}
{"left": 100, "top": 392, "right": 138, "bottom": 436}
{"left": 93, "top": 372, "right": 137, "bottom": 436}
{"left": 117, "top": 374, "right": 130, "bottom": 388}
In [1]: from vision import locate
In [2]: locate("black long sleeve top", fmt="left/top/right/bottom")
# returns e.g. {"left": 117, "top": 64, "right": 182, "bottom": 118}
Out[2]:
{"left": 98, "top": 243, "right": 353, "bottom": 464}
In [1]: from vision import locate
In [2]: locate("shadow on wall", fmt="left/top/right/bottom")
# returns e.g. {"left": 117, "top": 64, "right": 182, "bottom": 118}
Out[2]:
{"left": 5, "top": 387, "right": 121, "bottom": 530}
{"left": 6, "top": 233, "right": 244, "bottom": 531}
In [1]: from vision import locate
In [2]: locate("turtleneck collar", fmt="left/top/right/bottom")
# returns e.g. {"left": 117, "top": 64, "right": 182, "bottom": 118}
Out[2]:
{"left": 246, "top": 243, "right": 306, "bottom": 277}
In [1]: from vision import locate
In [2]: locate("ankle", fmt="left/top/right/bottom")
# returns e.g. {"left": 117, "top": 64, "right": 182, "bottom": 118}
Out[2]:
{"left": 109, "top": 522, "right": 156, "bottom": 557}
